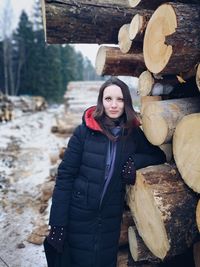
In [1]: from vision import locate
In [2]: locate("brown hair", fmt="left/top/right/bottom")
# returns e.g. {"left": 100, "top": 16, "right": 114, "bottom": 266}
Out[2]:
{"left": 93, "top": 77, "right": 139, "bottom": 139}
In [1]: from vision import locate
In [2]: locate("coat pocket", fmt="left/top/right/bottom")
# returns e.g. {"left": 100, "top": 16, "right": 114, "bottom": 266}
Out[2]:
{"left": 71, "top": 176, "right": 88, "bottom": 208}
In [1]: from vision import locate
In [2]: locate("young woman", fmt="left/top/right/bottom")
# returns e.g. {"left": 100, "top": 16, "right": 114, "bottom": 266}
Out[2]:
{"left": 44, "top": 77, "right": 166, "bottom": 267}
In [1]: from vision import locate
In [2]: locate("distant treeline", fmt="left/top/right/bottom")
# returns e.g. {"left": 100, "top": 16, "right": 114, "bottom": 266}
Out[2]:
{"left": 0, "top": 1, "right": 104, "bottom": 102}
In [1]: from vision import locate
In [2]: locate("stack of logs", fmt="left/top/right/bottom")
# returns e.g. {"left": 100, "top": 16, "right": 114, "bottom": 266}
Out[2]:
{"left": 42, "top": 0, "right": 200, "bottom": 266}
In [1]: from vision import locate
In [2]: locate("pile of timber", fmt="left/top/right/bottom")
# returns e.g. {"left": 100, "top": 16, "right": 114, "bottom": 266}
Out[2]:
{"left": 0, "top": 92, "right": 13, "bottom": 122}
{"left": 42, "top": 0, "right": 200, "bottom": 266}
{"left": 51, "top": 81, "right": 104, "bottom": 135}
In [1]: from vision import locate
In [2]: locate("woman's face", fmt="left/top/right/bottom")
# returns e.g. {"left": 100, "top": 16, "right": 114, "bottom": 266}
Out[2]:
{"left": 103, "top": 85, "right": 124, "bottom": 119}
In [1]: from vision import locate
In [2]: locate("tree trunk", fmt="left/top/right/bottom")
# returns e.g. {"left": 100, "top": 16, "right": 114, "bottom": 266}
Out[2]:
{"left": 128, "top": 225, "right": 158, "bottom": 262}
{"left": 42, "top": 0, "right": 153, "bottom": 44}
{"left": 143, "top": 2, "right": 200, "bottom": 75}
{"left": 128, "top": 0, "right": 200, "bottom": 9}
{"left": 141, "top": 97, "right": 200, "bottom": 145}
{"left": 173, "top": 113, "right": 200, "bottom": 193}
{"left": 126, "top": 164, "right": 198, "bottom": 260}
{"left": 95, "top": 46, "right": 145, "bottom": 76}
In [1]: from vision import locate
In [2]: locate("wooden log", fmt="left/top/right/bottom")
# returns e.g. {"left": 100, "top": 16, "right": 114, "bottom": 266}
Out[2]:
{"left": 128, "top": 226, "right": 158, "bottom": 262}
{"left": 196, "top": 64, "right": 200, "bottom": 92}
{"left": 126, "top": 164, "right": 198, "bottom": 260}
{"left": 95, "top": 46, "right": 145, "bottom": 77}
{"left": 42, "top": 0, "right": 153, "bottom": 44}
{"left": 118, "top": 24, "right": 143, "bottom": 54}
{"left": 173, "top": 113, "right": 200, "bottom": 193}
{"left": 128, "top": 0, "right": 200, "bottom": 9}
{"left": 138, "top": 71, "right": 177, "bottom": 96}
{"left": 143, "top": 2, "right": 200, "bottom": 75}
{"left": 196, "top": 200, "right": 200, "bottom": 232}
{"left": 141, "top": 97, "right": 200, "bottom": 145}
{"left": 119, "top": 210, "right": 134, "bottom": 246}
{"left": 129, "top": 13, "right": 152, "bottom": 42}
{"left": 140, "top": 96, "right": 162, "bottom": 115}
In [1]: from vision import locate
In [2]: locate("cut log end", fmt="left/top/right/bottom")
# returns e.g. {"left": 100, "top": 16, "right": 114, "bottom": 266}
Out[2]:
{"left": 118, "top": 24, "right": 132, "bottom": 54}
{"left": 138, "top": 70, "right": 154, "bottom": 96}
{"left": 143, "top": 4, "right": 177, "bottom": 74}
{"left": 128, "top": 0, "right": 141, "bottom": 8}
{"left": 196, "top": 200, "right": 200, "bottom": 232}
{"left": 129, "top": 14, "right": 143, "bottom": 41}
{"left": 95, "top": 46, "right": 106, "bottom": 76}
{"left": 128, "top": 172, "right": 170, "bottom": 259}
{"left": 142, "top": 104, "right": 168, "bottom": 145}
{"left": 173, "top": 113, "right": 200, "bottom": 193}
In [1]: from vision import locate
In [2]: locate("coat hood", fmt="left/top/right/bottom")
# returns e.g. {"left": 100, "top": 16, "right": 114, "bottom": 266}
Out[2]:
{"left": 83, "top": 106, "right": 102, "bottom": 132}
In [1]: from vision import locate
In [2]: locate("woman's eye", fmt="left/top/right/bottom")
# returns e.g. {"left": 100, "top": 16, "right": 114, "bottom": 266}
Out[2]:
{"left": 105, "top": 97, "right": 111, "bottom": 101}
{"left": 118, "top": 98, "right": 124, "bottom": 102}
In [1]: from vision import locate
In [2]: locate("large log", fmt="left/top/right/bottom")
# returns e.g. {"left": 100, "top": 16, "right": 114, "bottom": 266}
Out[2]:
{"left": 141, "top": 97, "right": 200, "bottom": 145}
{"left": 173, "top": 113, "right": 200, "bottom": 193}
{"left": 126, "top": 164, "right": 198, "bottom": 260}
{"left": 128, "top": 0, "right": 200, "bottom": 9}
{"left": 42, "top": 0, "right": 152, "bottom": 44}
{"left": 140, "top": 95, "right": 162, "bottom": 115}
{"left": 129, "top": 14, "right": 151, "bottom": 42}
{"left": 95, "top": 46, "right": 145, "bottom": 76}
{"left": 143, "top": 2, "right": 200, "bottom": 75}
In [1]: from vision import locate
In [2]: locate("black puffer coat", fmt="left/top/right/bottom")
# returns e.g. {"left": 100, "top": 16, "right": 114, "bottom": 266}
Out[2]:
{"left": 49, "top": 107, "right": 166, "bottom": 267}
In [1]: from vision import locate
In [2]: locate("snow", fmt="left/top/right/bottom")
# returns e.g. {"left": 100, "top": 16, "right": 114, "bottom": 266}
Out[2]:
{"left": 0, "top": 106, "right": 67, "bottom": 267}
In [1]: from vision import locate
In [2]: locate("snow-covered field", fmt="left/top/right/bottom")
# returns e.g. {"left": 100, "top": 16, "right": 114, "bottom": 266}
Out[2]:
{"left": 0, "top": 106, "right": 68, "bottom": 267}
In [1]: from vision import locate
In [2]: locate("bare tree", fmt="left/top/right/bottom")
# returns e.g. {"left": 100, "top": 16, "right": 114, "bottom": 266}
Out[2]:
{"left": 0, "top": 0, "right": 14, "bottom": 95}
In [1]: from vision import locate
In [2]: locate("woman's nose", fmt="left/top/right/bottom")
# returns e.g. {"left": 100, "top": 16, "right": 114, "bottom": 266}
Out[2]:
{"left": 111, "top": 100, "right": 117, "bottom": 107}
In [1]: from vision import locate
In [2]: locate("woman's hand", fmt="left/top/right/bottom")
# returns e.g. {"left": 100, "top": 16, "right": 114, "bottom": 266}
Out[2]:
{"left": 47, "top": 226, "right": 67, "bottom": 253}
{"left": 122, "top": 157, "right": 136, "bottom": 185}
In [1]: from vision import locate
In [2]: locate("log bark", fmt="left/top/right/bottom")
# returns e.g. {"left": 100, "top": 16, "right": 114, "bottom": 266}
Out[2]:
{"left": 126, "top": 164, "right": 198, "bottom": 260}
{"left": 143, "top": 2, "right": 200, "bottom": 75}
{"left": 196, "top": 64, "right": 200, "bottom": 92}
{"left": 141, "top": 97, "right": 200, "bottom": 145}
{"left": 128, "top": 0, "right": 200, "bottom": 9}
{"left": 119, "top": 210, "right": 134, "bottom": 246}
{"left": 173, "top": 113, "right": 200, "bottom": 193}
{"left": 196, "top": 200, "right": 200, "bottom": 233}
{"left": 95, "top": 46, "right": 145, "bottom": 76}
{"left": 42, "top": 0, "right": 153, "bottom": 44}
{"left": 128, "top": 226, "right": 158, "bottom": 262}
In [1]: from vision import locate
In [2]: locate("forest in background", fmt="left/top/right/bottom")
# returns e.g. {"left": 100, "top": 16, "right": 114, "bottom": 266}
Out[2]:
{"left": 0, "top": 0, "right": 103, "bottom": 103}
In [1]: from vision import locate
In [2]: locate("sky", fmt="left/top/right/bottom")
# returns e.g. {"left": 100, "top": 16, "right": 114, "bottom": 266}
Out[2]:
{"left": 0, "top": 0, "right": 99, "bottom": 66}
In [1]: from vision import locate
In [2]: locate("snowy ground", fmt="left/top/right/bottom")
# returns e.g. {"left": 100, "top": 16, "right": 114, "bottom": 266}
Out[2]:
{"left": 0, "top": 106, "right": 69, "bottom": 267}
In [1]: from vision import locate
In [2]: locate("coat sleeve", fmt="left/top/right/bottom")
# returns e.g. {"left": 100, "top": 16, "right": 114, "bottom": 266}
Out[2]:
{"left": 49, "top": 125, "right": 85, "bottom": 226}
{"left": 133, "top": 127, "right": 166, "bottom": 170}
